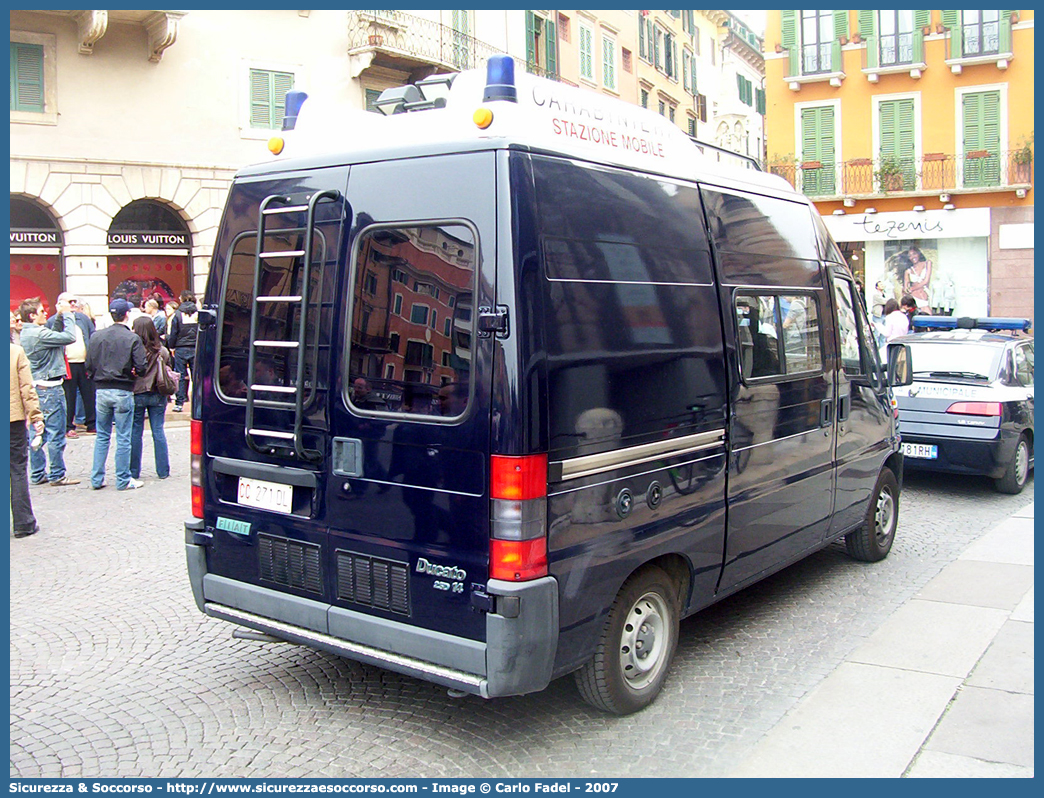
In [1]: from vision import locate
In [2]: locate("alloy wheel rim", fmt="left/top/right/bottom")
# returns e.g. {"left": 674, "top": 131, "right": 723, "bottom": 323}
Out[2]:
{"left": 619, "top": 591, "right": 670, "bottom": 690}
{"left": 875, "top": 486, "right": 896, "bottom": 545}
{"left": 1015, "top": 442, "right": 1029, "bottom": 486}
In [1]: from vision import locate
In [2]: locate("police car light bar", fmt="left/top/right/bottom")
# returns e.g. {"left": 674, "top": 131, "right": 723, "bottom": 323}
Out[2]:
{"left": 911, "top": 315, "right": 1031, "bottom": 332}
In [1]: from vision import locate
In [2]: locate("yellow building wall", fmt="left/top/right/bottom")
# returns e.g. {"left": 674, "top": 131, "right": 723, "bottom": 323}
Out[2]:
{"left": 765, "top": 10, "right": 1034, "bottom": 212}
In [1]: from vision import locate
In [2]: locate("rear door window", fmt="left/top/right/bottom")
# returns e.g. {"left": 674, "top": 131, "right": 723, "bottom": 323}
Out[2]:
{"left": 735, "top": 292, "right": 823, "bottom": 381}
{"left": 347, "top": 223, "right": 477, "bottom": 420}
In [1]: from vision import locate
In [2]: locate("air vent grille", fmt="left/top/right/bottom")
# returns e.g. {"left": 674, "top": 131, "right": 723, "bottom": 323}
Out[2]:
{"left": 336, "top": 551, "right": 410, "bottom": 616}
{"left": 258, "top": 534, "right": 323, "bottom": 595}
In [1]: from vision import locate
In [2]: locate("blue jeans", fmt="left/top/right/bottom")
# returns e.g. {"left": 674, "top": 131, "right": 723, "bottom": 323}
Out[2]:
{"left": 29, "top": 384, "right": 67, "bottom": 483}
{"left": 131, "top": 393, "right": 170, "bottom": 480}
{"left": 174, "top": 350, "right": 194, "bottom": 406}
{"left": 92, "top": 388, "right": 135, "bottom": 489}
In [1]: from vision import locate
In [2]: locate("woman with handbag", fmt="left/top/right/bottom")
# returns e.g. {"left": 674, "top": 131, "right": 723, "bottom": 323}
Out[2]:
{"left": 129, "top": 316, "right": 172, "bottom": 481}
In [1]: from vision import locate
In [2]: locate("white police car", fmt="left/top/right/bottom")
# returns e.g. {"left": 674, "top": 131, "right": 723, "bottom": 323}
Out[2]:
{"left": 892, "top": 317, "right": 1034, "bottom": 493}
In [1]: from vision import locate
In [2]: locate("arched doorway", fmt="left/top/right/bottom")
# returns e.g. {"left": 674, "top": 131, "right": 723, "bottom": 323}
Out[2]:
{"left": 107, "top": 200, "right": 191, "bottom": 306}
{"left": 10, "top": 196, "right": 63, "bottom": 314}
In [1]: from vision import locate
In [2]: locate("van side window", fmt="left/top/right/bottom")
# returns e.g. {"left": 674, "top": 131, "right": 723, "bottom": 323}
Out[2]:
{"left": 217, "top": 229, "right": 327, "bottom": 402}
{"left": 347, "top": 224, "right": 476, "bottom": 419}
{"left": 735, "top": 292, "right": 822, "bottom": 381}
{"left": 533, "top": 156, "right": 713, "bottom": 285}
{"left": 832, "top": 279, "right": 864, "bottom": 376}
{"left": 702, "top": 189, "right": 819, "bottom": 260}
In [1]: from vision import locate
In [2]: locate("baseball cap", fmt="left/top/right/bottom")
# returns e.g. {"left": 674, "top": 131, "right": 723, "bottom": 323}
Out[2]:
{"left": 109, "top": 298, "right": 133, "bottom": 315}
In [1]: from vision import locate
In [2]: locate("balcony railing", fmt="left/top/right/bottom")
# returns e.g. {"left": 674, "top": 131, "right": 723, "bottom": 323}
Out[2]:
{"left": 347, "top": 10, "right": 571, "bottom": 83}
{"left": 769, "top": 150, "right": 1032, "bottom": 198}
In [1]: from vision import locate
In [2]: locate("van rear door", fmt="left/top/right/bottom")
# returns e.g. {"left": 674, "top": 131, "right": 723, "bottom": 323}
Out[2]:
{"left": 325, "top": 152, "right": 498, "bottom": 647}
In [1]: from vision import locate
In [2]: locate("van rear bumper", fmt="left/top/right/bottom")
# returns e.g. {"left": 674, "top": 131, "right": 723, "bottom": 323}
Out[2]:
{"left": 185, "top": 527, "right": 558, "bottom": 698}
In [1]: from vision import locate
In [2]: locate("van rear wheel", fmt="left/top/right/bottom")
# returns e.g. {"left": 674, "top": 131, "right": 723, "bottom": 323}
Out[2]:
{"left": 574, "top": 566, "right": 679, "bottom": 715}
{"left": 845, "top": 468, "right": 898, "bottom": 562}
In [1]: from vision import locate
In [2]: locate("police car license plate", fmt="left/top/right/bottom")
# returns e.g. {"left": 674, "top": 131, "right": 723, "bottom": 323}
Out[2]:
{"left": 902, "top": 443, "right": 938, "bottom": 460}
{"left": 237, "top": 476, "right": 293, "bottom": 514}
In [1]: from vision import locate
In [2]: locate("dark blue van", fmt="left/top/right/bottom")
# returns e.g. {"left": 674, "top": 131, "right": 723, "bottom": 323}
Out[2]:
{"left": 185, "top": 57, "right": 912, "bottom": 715}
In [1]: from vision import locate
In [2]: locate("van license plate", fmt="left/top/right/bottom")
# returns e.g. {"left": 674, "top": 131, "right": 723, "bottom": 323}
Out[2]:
{"left": 237, "top": 477, "right": 293, "bottom": 514}
{"left": 902, "top": 443, "right": 938, "bottom": 459}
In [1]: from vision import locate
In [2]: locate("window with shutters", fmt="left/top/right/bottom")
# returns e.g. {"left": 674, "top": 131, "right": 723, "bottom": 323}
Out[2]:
{"left": 877, "top": 97, "right": 918, "bottom": 191}
{"left": 961, "top": 89, "right": 1002, "bottom": 188}
{"left": 755, "top": 88, "right": 766, "bottom": 115}
{"left": 860, "top": 11, "right": 929, "bottom": 75}
{"left": 963, "top": 10, "right": 1002, "bottom": 56}
{"left": 687, "top": 116, "right": 696, "bottom": 137}
{"left": 602, "top": 35, "right": 616, "bottom": 91}
{"left": 10, "top": 31, "right": 56, "bottom": 124}
{"left": 249, "top": 68, "right": 295, "bottom": 130}
{"left": 782, "top": 10, "right": 847, "bottom": 82}
{"left": 799, "top": 105, "right": 837, "bottom": 197}
{"left": 640, "top": 88, "right": 649, "bottom": 109}
{"left": 579, "top": 24, "right": 594, "bottom": 81}
{"left": 943, "top": 11, "right": 1015, "bottom": 65}
{"left": 683, "top": 50, "right": 692, "bottom": 93}
{"left": 525, "top": 11, "right": 558, "bottom": 78}
{"left": 696, "top": 94, "right": 707, "bottom": 123}
{"left": 801, "top": 10, "right": 834, "bottom": 74}
{"left": 451, "top": 10, "right": 472, "bottom": 70}
{"left": 879, "top": 11, "right": 917, "bottom": 66}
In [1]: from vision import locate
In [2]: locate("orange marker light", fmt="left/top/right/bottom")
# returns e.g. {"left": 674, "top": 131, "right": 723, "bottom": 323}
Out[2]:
{"left": 268, "top": 137, "right": 285, "bottom": 155}
{"left": 473, "top": 108, "right": 494, "bottom": 129}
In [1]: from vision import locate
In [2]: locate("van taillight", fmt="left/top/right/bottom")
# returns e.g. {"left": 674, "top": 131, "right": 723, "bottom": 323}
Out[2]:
{"left": 490, "top": 454, "right": 548, "bottom": 581}
{"left": 190, "top": 419, "right": 204, "bottom": 518}
{"left": 946, "top": 401, "right": 1001, "bottom": 416}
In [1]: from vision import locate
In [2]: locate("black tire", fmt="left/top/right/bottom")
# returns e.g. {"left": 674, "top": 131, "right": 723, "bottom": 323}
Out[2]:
{"left": 995, "top": 435, "right": 1031, "bottom": 495}
{"left": 574, "top": 566, "right": 679, "bottom": 715}
{"left": 846, "top": 468, "right": 899, "bottom": 562}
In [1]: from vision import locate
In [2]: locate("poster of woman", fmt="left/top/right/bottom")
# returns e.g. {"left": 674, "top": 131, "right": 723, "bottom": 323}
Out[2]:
{"left": 879, "top": 239, "right": 946, "bottom": 314}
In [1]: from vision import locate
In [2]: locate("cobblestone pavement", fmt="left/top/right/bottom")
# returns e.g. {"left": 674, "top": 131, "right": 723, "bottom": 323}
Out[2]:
{"left": 10, "top": 427, "right": 1034, "bottom": 778}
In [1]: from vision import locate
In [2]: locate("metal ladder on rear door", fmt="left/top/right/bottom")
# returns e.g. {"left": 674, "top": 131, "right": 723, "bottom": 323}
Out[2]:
{"left": 244, "top": 189, "right": 341, "bottom": 461}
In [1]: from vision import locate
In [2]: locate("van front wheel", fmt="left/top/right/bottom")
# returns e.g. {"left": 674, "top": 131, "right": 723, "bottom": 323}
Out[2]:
{"left": 574, "top": 566, "right": 679, "bottom": 715}
{"left": 846, "top": 468, "right": 899, "bottom": 562}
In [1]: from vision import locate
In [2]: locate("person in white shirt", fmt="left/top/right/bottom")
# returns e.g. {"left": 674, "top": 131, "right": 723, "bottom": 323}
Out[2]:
{"left": 882, "top": 298, "right": 909, "bottom": 341}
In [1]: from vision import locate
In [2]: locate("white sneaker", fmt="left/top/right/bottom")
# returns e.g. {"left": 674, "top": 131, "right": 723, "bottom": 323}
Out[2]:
{"left": 120, "top": 478, "right": 146, "bottom": 491}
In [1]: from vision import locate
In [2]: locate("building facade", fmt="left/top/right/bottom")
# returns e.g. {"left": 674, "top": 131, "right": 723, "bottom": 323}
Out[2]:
{"left": 11, "top": 9, "right": 769, "bottom": 320}
{"left": 9, "top": 9, "right": 517, "bottom": 319}
{"left": 764, "top": 9, "right": 1034, "bottom": 322}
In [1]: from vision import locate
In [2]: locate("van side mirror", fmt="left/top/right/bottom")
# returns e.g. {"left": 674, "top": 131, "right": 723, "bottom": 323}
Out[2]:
{"left": 887, "top": 343, "right": 912, "bottom": 386}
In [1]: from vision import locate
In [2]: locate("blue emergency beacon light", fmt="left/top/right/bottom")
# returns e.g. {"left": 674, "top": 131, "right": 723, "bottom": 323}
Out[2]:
{"left": 282, "top": 90, "right": 309, "bottom": 131}
{"left": 483, "top": 54, "right": 517, "bottom": 103}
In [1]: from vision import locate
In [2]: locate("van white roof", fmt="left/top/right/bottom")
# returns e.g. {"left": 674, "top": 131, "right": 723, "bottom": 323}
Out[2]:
{"left": 256, "top": 59, "right": 795, "bottom": 198}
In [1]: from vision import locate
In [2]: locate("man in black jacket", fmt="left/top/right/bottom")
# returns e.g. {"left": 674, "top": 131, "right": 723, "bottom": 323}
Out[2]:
{"left": 85, "top": 298, "right": 147, "bottom": 490}
{"left": 47, "top": 292, "right": 96, "bottom": 436}
{"left": 167, "top": 289, "right": 198, "bottom": 412}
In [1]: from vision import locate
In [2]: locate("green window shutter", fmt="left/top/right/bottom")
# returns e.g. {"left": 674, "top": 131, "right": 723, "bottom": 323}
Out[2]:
{"left": 999, "top": 12, "right": 1014, "bottom": 53}
{"left": 801, "top": 106, "right": 836, "bottom": 195}
{"left": 914, "top": 10, "right": 931, "bottom": 30}
{"left": 781, "top": 10, "right": 798, "bottom": 76}
{"left": 756, "top": 88, "right": 766, "bottom": 115}
{"left": 580, "top": 27, "right": 593, "bottom": 80}
{"left": 859, "top": 11, "right": 878, "bottom": 69}
{"left": 736, "top": 72, "right": 743, "bottom": 100}
{"left": 272, "top": 71, "right": 294, "bottom": 129}
{"left": 963, "top": 91, "right": 1001, "bottom": 187}
{"left": 941, "top": 10, "right": 962, "bottom": 55}
{"left": 879, "top": 98, "right": 916, "bottom": 189}
{"left": 544, "top": 17, "right": 557, "bottom": 77}
{"left": 654, "top": 27, "right": 662, "bottom": 69}
{"left": 858, "top": 10, "right": 876, "bottom": 40}
{"left": 833, "top": 10, "right": 849, "bottom": 41}
{"left": 683, "top": 51, "right": 690, "bottom": 92}
{"left": 11, "top": 42, "right": 44, "bottom": 113}
{"left": 525, "top": 11, "right": 537, "bottom": 66}
{"left": 249, "top": 69, "right": 273, "bottom": 128}
{"left": 639, "top": 16, "right": 646, "bottom": 59}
